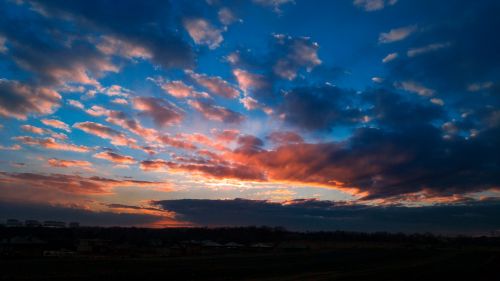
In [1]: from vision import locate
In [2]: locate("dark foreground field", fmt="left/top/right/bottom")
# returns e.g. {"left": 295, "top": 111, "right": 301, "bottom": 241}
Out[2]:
{"left": 1, "top": 227, "right": 500, "bottom": 280}
{"left": 2, "top": 247, "right": 500, "bottom": 281}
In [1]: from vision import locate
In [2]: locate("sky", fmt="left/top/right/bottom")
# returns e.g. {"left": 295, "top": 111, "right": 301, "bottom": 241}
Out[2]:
{"left": 0, "top": 0, "right": 500, "bottom": 234}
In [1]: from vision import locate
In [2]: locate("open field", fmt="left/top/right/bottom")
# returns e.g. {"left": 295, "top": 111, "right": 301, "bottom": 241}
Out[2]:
{"left": 2, "top": 247, "right": 500, "bottom": 280}
{"left": 2, "top": 227, "right": 500, "bottom": 280}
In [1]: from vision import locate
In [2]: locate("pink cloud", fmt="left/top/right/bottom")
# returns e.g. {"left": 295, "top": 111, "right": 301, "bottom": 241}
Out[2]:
{"left": 48, "top": 158, "right": 92, "bottom": 168}
{"left": 183, "top": 18, "right": 223, "bottom": 49}
{"left": 93, "top": 151, "right": 136, "bottom": 164}
{"left": 187, "top": 71, "right": 240, "bottom": 99}
{"left": 188, "top": 100, "right": 245, "bottom": 123}
{"left": 14, "top": 136, "right": 90, "bottom": 153}
{"left": 41, "top": 118, "right": 71, "bottom": 132}
{"left": 0, "top": 79, "right": 61, "bottom": 120}
{"left": 133, "top": 97, "right": 184, "bottom": 127}
{"left": 73, "top": 121, "right": 137, "bottom": 147}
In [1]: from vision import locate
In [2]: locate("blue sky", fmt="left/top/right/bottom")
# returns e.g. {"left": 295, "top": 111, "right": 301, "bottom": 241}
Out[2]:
{"left": 0, "top": 0, "right": 499, "bottom": 233}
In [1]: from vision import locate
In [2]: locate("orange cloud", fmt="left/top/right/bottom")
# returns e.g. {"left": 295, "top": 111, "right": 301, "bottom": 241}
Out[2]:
{"left": 157, "top": 135, "right": 197, "bottom": 150}
{"left": 48, "top": 158, "right": 92, "bottom": 168}
{"left": 140, "top": 158, "right": 265, "bottom": 181}
{"left": 0, "top": 171, "right": 163, "bottom": 195}
{"left": 212, "top": 129, "right": 240, "bottom": 143}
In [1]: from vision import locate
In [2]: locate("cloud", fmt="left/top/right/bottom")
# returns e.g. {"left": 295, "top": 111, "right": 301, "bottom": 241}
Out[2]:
{"left": 14, "top": 136, "right": 90, "bottom": 153}
{"left": 48, "top": 158, "right": 92, "bottom": 168}
{"left": 41, "top": 119, "right": 71, "bottom": 132}
{"left": 407, "top": 42, "right": 451, "bottom": 57}
{"left": 93, "top": 151, "right": 135, "bottom": 164}
{"left": 353, "top": 0, "right": 397, "bottom": 12}
{"left": 0, "top": 144, "right": 21, "bottom": 151}
{"left": 467, "top": 81, "right": 494, "bottom": 92}
{"left": 232, "top": 69, "right": 267, "bottom": 94}
{"left": 74, "top": 121, "right": 136, "bottom": 147}
{"left": 153, "top": 198, "right": 500, "bottom": 234}
{"left": 239, "top": 96, "right": 273, "bottom": 114}
{"left": 278, "top": 85, "right": 361, "bottom": 131}
{"left": 101, "top": 85, "right": 132, "bottom": 97}
{"left": 183, "top": 18, "right": 223, "bottom": 49}
{"left": 21, "top": 125, "right": 67, "bottom": 140}
{"left": 0, "top": 79, "right": 60, "bottom": 120}
{"left": 140, "top": 159, "right": 265, "bottom": 181}
{"left": 157, "top": 135, "right": 197, "bottom": 150}
{"left": 228, "top": 123, "right": 499, "bottom": 201}
{"left": 252, "top": 0, "right": 294, "bottom": 13}
{"left": 179, "top": 133, "right": 226, "bottom": 151}
{"left": 151, "top": 78, "right": 209, "bottom": 99}
{"left": 384, "top": 1, "right": 500, "bottom": 103}
{"left": 382, "top": 52, "right": 398, "bottom": 63}
{"left": 0, "top": 7, "right": 117, "bottom": 86}
{"left": 395, "top": 81, "right": 435, "bottom": 97}
{"left": 96, "top": 35, "right": 152, "bottom": 60}
{"left": 218, "top": 7, "right": 238, "bottom": 26}
{"left": 272, "top": 35, "right": 321, "bottom": 80}
{"left": 0, "top": 171, "right": 160, "bottom": 195}
{"left": 21, "top": 125, "right": 48, "bottom": 135}
{"left": 105, "top": 113, "right": 156, "bottom": 142}
{"left": 67, "top": 99, "right": 84, "bottom": 109}
{"left": 111, "top": 98, "right": 128, "bottom": 105}
{"left": 0, "top": 35, "right": 6, "bottom": 53}
{"left": 27, "top": 0, "right": 194, "bottom": 69}
{"left": 212, "top": 129, "right": 240, "bottom": 143}
{"left": 378, "top": 25, "right": 417, "bottom": 44}
{"left": 138, "top": 90, "right": 497, "bottom": 201}
{"left": 133, "top": 97, "right": 184, "bottom": 127}
{"left": 0, "top": 200, "right": 174, "bottom": 227}
{"left": 188, "top": 100, "right": 245, "bottom": 123}
{"left": 266, "top": 131, "right": 304, "bottom": 145}
{"left": 187, "top": 71, "right": 240, "bottom": 99}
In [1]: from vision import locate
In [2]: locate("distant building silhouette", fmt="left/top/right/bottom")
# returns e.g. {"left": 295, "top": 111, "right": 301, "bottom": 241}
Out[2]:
{"left": 25, "top": 220, "right": 42, "bottom": 227}
{"left": 69, "top": 222, "right": 80, "bottom": 228}
{"left": 43, "top": 221, "right": 66, "bottom": 228}
{"left": 6, "top": 219, "right": 22, "bottom": 227}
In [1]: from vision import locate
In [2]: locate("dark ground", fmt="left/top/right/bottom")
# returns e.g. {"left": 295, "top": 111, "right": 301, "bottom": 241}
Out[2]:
{"left": 1, "top": 227, "right": 500, "bottom": 280}
{"left": 2, "top": 248, "right": 500, "bottom": 281}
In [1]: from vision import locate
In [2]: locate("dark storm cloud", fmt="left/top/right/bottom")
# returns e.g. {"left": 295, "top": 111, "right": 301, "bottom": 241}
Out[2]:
{"left": 153, "top": 198, "right": 500, "bottom": 234}
{"left": 189, "top": 88, "right": 498, "bottom": 199}
{"left": 364, "top": 88, "right": 445, "bottom": 130}
{"left": 0, "top": 201, "right": 164, "bottom": 227}
{"left": 278, "top": 85, "right": 362, "bottom": 131}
